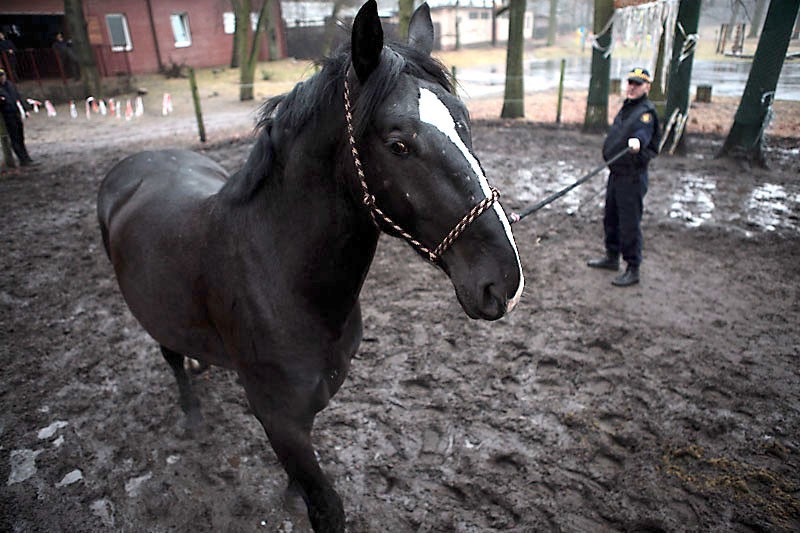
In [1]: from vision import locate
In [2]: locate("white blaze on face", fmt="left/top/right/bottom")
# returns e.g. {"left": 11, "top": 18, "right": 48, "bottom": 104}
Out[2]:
{"left": 417, "top": 88, "right": 524, "bottom": 311}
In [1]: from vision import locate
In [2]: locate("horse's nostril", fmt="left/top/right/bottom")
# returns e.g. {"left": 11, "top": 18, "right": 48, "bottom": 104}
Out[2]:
{"left": 480, "top": 282, "right": 507, "bottom": 319}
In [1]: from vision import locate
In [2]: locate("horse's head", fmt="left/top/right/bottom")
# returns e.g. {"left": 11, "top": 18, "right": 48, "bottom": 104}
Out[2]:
{"left": 347, "top": 1, "right": 524, "bottom": 320}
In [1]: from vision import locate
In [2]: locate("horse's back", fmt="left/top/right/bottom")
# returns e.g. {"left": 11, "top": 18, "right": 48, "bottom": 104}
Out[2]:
{"left": 97, "top": 149, "right": 229, "bottom": 358}
{"left": 99, "top": 149, "right": 226, "bottom": 229}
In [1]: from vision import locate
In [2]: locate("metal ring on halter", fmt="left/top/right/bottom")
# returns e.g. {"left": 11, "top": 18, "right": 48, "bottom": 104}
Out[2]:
{"left": 343, "top": 76, "right": 500, "bottom": 264}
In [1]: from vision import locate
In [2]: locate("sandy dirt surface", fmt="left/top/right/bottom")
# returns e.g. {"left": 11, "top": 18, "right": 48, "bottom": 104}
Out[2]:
{"left": 1, "top": 92, "right": 800, "bottom": 533}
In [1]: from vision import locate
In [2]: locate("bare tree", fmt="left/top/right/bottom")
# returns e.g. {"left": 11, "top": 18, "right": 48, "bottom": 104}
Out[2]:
{"left": 501, "top": 0, "right": 527, "bottom": 118}
{"left": 719, "top": 0, "right": 800, "bottom": 165}
{"left": 232, "top": 0, "right": 272, "bottom": 101}
{"left": 748, "top": 0, "right": 769, "bottom": 38}
{"left": 322, "top": 0, "right": 357, "bottom": 57}
{"left": 64, "top": 0, "right": 101, "bottom": 97}
{"left": 663, "top": 0, "right": 702, "bottom": 154}
{"left": 399, "top": 0, "right": 416, "bottom": 40}
{"left": 547, "top": 0, "right": 559, "bottom": 45}
{"left": 582, "top": 0, "right": 614, "bottom": 132}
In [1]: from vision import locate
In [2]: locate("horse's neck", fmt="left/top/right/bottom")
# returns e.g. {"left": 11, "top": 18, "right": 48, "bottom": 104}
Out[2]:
{"left": 227, "top": 124, "right": 379, "bottom": 321}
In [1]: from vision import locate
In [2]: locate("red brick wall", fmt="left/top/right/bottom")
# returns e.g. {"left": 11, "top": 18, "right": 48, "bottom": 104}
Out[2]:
{"left": 84, "top": 0, "right": 237, "bottom": 73}
{"left": 3, "top": 0, "right": 286, "bottom": 75}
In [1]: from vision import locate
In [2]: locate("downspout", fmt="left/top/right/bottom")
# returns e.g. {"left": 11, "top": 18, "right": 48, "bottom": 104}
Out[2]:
{"left": 145, "top": 0, "right": 164, "bottom": 71}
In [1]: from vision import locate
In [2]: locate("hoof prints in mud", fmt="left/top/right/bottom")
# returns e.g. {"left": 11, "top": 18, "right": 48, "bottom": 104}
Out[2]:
{"left": 2, "top": 124, "right": 799, "bottom": 532}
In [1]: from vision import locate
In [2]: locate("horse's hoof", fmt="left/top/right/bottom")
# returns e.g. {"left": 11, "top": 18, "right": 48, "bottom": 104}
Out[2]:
{"left": 183, "top": 408, "right": 204, "bottom": 430}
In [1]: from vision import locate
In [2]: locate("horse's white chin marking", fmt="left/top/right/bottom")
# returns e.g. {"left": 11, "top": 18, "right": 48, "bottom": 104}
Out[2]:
{"left": 417, "top": 88, "right": 524, "bottom": 311}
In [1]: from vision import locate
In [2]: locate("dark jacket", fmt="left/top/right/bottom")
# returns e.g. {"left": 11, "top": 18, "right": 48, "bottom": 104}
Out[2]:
{"left": 603, "top": 96, "right": 660, "bottom": 175}
{"left": 0, "top": 79, "right": 25, "bottom": 117}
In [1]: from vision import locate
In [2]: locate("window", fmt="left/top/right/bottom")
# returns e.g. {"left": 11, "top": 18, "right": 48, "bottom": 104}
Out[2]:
{"left": 170, "top": 13, "right": 192, "bottom": 48}
{"left": 223, "top": 12, "right": 235, "bottom": 34}
{"left": 469, "top": 11, "right": 479, "bottom": 19}
{"left": 106, "top": 14, "right": 132, "bottom": 52}
{"left": 222, "top": 11, "right": 260, "bottom": 34}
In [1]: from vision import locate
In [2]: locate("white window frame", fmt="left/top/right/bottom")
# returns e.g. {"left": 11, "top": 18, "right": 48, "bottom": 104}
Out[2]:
{"left": 170, "top": 12, "right": 192, "bottom": 48}
{"left": 106, "top": 13, "right": 132, "bottom": 52}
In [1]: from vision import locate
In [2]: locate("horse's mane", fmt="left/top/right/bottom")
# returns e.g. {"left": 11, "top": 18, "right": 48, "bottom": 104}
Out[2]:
{"left": 220, "top": 42, "right": 452, "bottom": 204}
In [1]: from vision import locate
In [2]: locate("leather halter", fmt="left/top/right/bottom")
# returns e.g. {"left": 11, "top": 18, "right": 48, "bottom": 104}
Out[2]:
{"left": 343, "top": 78, "right": 500, "bottom": 264}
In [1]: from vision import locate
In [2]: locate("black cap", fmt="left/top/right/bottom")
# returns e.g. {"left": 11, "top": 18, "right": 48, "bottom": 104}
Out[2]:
{"left": 627, "top": 67, "right": 651, "bottom": 84}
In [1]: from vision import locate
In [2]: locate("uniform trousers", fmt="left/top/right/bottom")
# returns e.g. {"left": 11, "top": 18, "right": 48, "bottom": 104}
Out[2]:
{"left": 603, "top": 170, "right": 648, "bottom": 267}
{"left": 2, "top": 112, "right": 31, "bottom": 163}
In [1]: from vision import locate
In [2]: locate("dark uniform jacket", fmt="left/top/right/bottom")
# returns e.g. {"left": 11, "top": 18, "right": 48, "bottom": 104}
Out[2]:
{"left": 0, "top": 79, "right": 25, "bottom": 117}
{"left": 602, "top": 96, "right": 660, "bottom": 175}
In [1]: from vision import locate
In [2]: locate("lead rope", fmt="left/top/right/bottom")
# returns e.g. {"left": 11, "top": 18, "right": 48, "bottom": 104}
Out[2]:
{"left": 343, "top": 78, "right": 499, "bottom": 263}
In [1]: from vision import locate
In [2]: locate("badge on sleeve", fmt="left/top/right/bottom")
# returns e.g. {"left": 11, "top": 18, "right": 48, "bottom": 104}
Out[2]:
{"left": 641, "top": 113, "right": 652, "bottom": 123}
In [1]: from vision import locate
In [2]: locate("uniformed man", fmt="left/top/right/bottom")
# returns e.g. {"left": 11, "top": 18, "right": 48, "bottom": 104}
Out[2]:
{"left": 0, "top": 67, "right": 34, "bottom": 166}
{"left": 587, "top": 67, "right": 660, "bottom": 287}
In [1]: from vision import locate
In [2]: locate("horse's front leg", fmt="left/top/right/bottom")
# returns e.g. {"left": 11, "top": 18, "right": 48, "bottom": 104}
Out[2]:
{"left": 160, "top": 345, "right": 202, "bottom": 427}
{"left": 238, "top": 368, "right": 345, "bottom": 533}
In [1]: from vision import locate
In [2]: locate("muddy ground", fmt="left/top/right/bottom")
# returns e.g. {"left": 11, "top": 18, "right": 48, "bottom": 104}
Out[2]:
{"left": 1, "top": 99, "right": 799, "bottom": 533}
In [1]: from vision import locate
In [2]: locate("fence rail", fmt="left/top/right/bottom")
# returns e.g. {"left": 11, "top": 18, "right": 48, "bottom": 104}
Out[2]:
{"left": 0, "top": 46, "right": 132, "bottom": 86}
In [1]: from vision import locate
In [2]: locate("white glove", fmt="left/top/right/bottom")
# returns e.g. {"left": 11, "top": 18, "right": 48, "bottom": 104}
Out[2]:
{"left": 627, "top": 138, "right": 641, "bottom": 153}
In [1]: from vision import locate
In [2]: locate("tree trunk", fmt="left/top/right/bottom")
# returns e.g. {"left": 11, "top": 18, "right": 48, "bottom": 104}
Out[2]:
{"left": 323, "top": 0, "right": 350, "bottom": 57}
{"left": 748, "top": 0, "right": 769, "bottom": 38}
{"left": 230, "top": 16, "right": 240, "bottom": 67}
{"left": 240, "top": 0, "right": 270, "bottom": 101}
{"left": 501, "top": 0, "right": 527, "bottom": 118}
{"left": 719, "top": 0, "right": 800, "bottom": 166}
{"left": 663, "top": 0, "right": 701, "bottom": 155}
{"left": 793, "top": 7, "right": 800, "bottom": 39}
{"left": 547, "top": 0, "right": 558, "bottom": 46}
{"left": 455, "top": 0, "right": 462, "bottom": 50}
{"left": 582, "top": 0, "right": 614, "bottom": 132}
{"left": 64, "top": 0, "right": 102, "bottom": 97}
{"left": 398, "top": 0, "right": 415, "bottom": 41}
{"left": 648, "top": 21, "right": 668, "bottom": 116}
{"left": 266, "top": 2, "right": 280, "bottom": 60}
{"left": 231, "top": 0, "right": 247, "bottom": 68}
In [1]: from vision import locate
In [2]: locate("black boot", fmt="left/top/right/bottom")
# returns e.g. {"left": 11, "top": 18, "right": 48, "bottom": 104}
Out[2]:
{"left": 587, "top": 253, "right": 619, "bottom": 270}
{"left": 612, "top": 264, "right": 639, "bottom": 287}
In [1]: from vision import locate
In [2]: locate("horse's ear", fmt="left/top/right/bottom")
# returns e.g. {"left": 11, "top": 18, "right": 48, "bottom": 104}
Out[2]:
{"left": 408, "top": 3, "right": 434, "bottom": 55}
{"left": 351, "top": 0, "right": 383, "bottom": 82}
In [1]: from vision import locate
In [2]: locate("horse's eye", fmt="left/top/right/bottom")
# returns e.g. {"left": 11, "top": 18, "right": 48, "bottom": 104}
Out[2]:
{"left": 389, "top": 141, "right": 409, "bottom": 156}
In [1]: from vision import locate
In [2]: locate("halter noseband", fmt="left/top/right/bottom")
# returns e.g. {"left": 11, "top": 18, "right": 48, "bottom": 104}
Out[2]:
{"left": 343, "top": 78, "right": 500, "bottom": 264}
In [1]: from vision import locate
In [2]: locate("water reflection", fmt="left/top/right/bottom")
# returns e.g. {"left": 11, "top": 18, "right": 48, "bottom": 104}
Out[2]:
{"left": 512, "top": 162, "right": 601, "bottom": 215}
{"left": 747, "top": 183, "right": 800, "bottom": 232}
{"left": 457, "top": 58, "right": 800, "bottom": 101}
{"left": 669, "top": 175, "right": 717, "bottom": 227}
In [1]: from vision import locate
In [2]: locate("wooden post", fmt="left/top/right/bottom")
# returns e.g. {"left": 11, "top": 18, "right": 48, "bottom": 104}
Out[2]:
{"left": 451, "top": 65, "right": 457, "bottom": 94}
{"left": 696, "top": 84, "right": 712, "bottom": 103}
{"left": 556, "top": 58, "right": 566, "bottom": 124}
{"left": 188, "top": 67, "right": 206, "bottom": 143}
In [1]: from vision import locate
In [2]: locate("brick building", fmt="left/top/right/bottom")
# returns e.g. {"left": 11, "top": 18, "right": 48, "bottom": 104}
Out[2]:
{"left": 0, "top": 0, "right": 287, "bottom": 77}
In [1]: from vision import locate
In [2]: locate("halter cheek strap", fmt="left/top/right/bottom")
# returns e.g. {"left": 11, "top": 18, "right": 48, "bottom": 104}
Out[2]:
{"left": 343, "top": 78, "right": 499, "bottom": 264}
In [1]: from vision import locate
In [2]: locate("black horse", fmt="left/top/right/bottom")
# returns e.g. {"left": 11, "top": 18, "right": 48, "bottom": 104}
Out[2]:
{"left": 97, "top": 2, "right": 524, "bottom": 531}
